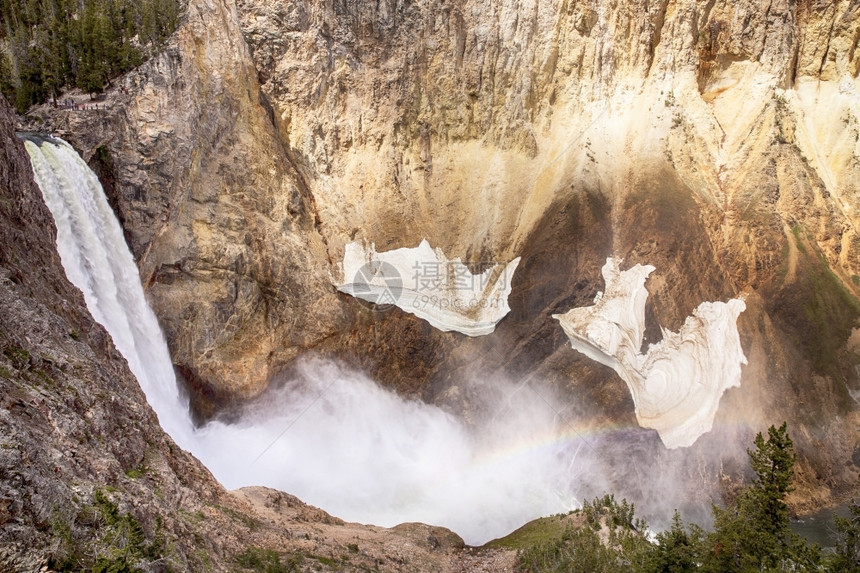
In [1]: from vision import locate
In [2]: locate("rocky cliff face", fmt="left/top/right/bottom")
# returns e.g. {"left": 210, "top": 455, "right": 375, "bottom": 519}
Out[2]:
{"left": 2, "top": 96, "right": 510, "bottom": 572}
{"left": 234, "top": 0, "right": 860, "bottom": 510}
{"left": 29, "top": 0, "right": 350, "bottom": 418}
{"left": 28, "top": 0, "right": 860, "bottom": 511}
{"left": 1, "top": 94, "right": 226, "bottom": 569}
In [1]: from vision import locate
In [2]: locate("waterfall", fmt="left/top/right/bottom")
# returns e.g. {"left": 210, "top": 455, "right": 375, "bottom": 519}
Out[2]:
{"left": 22, "top": 136, "right": 194, "bottom": 446}
{"left": 22, "top": 136, "right": 580, "bottom": 545}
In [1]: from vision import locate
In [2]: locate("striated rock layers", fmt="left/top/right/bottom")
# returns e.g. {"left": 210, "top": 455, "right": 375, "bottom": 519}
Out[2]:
{"left": 28, "top": 0, "right": 860, "bottom": 508}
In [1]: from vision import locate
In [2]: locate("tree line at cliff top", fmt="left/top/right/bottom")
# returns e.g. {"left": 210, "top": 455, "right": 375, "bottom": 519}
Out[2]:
{"left": 513, "top": 423, "right": 860, "bottom": 573}
{"left": 0, "top": 0, "right": 182, "bottom": 114}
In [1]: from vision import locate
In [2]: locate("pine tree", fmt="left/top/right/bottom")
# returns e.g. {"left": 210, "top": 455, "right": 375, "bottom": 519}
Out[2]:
{"left": 702, "top": 422, "right": 820, "bottom": 572}
{"left": 644, "top": 510, "right": 702, "bottom": 573}
{"left": 748, "top": 422, "right": 796, "bottom": 542}
{"left": 11, "top": 29, "right": 45, "bottom": 113}
{"left": 830, "top": 478, "right": 860, "bottom": 572}
{"left": 0, "top": 0, "right": 181, "bottom": 110}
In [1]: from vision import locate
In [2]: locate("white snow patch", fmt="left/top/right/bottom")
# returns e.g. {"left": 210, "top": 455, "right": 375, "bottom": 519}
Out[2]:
{"left": 337, "top": 239, "right": 520, "bottom": 336}
{"left": 553, "top": 258, "right": 747, "bottom": 448}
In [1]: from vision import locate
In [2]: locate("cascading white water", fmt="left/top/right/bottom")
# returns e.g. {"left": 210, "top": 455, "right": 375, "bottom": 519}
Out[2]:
{"left": 22, "top": 136, "right": 194, "bottom": 446}
{"left": 22, "top": 136, "right": 581, "bottom": 545}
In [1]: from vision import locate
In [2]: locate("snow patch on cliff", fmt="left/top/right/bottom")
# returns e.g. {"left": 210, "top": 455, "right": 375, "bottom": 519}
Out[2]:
{"left": 337, "top": 239, "right": 520, "bottom": 336}
{"left": 553, "top": 258, "right": 747, "bottom": 448}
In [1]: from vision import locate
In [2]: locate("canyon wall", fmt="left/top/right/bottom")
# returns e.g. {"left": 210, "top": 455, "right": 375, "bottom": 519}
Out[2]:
{"left": 2, "top": 94, "right": 235, "bottom": 570}
{"left": 29, "top": 0, "right": 860, "bottom": 509}
{"left": 1, "top": 96, "right": 484, "bottom": 572}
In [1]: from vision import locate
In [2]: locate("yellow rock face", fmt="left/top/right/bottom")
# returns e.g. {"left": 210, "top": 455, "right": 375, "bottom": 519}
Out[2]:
{"left": 46, "top": 0, "right": 860, "bottom": 506}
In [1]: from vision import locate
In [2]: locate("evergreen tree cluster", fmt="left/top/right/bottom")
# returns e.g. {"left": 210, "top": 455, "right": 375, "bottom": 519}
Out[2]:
{"left": 0, "top": 0, "right": 182, "bottom": 113}
{"left": 516, "top": 495, "right": 654, "bottom": 573}
{"left": 516, "top": 423, "right": 860, "bottom": 572}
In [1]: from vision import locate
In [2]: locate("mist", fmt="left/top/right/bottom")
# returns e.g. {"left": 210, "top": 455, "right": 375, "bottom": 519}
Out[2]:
{"left": 187, "top": 355, "right": 744, "bottom": 544}
{"left": 191, "top": 358, "right": 582, "bottom": 544}
{"left": 27, "top": 135, "right": 747, "bottom": 547}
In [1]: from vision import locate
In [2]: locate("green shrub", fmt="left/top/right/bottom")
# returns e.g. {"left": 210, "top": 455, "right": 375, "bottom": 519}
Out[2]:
{"left": 234, "top": 547, "right": 302, "bottom": 573}
{"left": 513, "top": 424, "right": 833, "bottom": 573}
{"left": 49, "top": 488, "right": 168, "bottom": 572}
